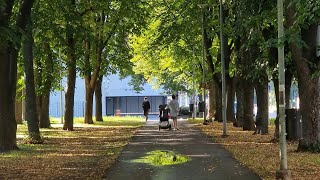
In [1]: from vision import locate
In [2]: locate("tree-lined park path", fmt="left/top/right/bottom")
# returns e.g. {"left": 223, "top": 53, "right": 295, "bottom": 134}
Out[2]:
{"left": 103, "top": 119, "right": 261, "bottom": 180}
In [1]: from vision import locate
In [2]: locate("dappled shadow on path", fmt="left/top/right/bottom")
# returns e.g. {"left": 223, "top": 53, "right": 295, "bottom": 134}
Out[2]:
{"left": 104, "top": 119, "right": 261, "bottom": 180}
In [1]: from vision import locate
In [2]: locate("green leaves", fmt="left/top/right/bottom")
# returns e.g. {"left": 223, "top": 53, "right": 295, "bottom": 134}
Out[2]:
{"left": 295, "top": 0, "right": 320, "bottom": 27}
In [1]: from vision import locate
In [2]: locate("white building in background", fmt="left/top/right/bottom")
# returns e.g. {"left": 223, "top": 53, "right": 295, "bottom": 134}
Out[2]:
{"left": 49, "top": 74, "right": 167, "bottom": 117}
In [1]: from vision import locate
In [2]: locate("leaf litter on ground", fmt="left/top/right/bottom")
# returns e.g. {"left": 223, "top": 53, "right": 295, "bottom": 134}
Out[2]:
{"left": 189, "top": 119, "right": 320, "bottom": 180}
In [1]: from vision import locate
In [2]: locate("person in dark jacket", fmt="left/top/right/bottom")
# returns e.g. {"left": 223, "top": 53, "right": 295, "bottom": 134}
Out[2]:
{"left": 142, "top": 97, "right": 150, "bottom": 121}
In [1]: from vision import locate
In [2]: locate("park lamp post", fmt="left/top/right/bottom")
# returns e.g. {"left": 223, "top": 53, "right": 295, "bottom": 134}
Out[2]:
{"left": 219, "top": 0, "right": 227, "bottom": 137}
{"left": 276, "top": 0, "right": 292, "bottom": 179}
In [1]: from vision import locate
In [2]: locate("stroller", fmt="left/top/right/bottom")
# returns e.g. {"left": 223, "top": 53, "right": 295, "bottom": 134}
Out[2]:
{"left": 158, "top": 104, "right": 172, "bottom": 131}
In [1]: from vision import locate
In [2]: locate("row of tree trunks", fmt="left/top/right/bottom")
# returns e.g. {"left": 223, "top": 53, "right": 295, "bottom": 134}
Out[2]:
{"left": 0, "top": 0, "right": 36, "bottom": 151}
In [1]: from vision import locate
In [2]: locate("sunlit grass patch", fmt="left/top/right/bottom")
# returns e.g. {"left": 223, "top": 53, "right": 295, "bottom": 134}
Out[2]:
{"left": 131, "top": 150, "right": 190, "bottom": 166}
{"left": 187, "top": 118, "right": 203, "bottom": 124}
{"left": 50, "top": 116, "right": 145, "bottom": 127}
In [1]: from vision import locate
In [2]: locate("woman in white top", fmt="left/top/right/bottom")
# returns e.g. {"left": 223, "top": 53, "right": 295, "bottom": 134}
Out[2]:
{"left": 168, "top": 95, "right": 180, "bottom": 130}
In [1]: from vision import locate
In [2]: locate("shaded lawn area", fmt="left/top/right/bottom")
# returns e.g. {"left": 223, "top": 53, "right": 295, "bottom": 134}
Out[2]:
{"left": 0, "top": 116, "right": 145, "bottom": 180}
{"left": 188, "top": 119, "right": 320, "bottom": 180}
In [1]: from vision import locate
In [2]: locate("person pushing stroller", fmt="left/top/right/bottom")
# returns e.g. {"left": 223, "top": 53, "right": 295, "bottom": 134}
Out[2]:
{"left": 167, "top": 95, "right": 180, "bottom": 130}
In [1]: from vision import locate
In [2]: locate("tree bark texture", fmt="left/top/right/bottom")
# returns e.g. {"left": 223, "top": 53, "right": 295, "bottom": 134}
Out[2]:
{"left": 241, "top": 42, "right": 255, "bottom": 131}
{"left": 235, "top": 77, "right": 244, "bottom": 127}
{"left": 234, "top": 38, "right": 244, "bottom": 127}
{"left": 38, "top": 95, "right": 50, "bottom": 128}
{"left": 84, "top": 11, "right": 109, "bottom": 123}
{"left": 0, "top": 44, "right": 18, "bottom": 151}
{"left": 255, "top": 73, "right": 269, "bottom": 134}
{"left": 84, "top": 39, "right": 103, "bottom": 124}
{"left": 207, "top": 81, "right": 216, "bottom": 119}
{"left": 285, "top": 70, "right": 293, "bottom": 109}
{"left": 63, "top": 32, "right": 76, "bottom": 131}
{"left": 296, "top": 25, "right": 320, "bottom": 151}
{"left": 227, "top": 77, "right": 235, "bottom": 122}
{"left": 286, "top": 3, "right": 320, "bottom": 151}
{"left": 23, "top": 18, "right": 41, "bottom": 142}
{"left": 84, "top": 86, "right": 94, "bottom": 124}
{"left": 15, "top": 98, "right": 23, "bottom": 124}
{"left": 202, "top": 15, "right": 222, "bottom": 122}
{"left": 37, "top": 42, "right": 53, "bottom": 128}
{"left": 95, "top": 76, "right": 103, "bottom": 121}
{"left": 242, "top": 80, "right": 255, "bottom": 131}
{"left": 215, "top": 84, "right": 223, "bottom": 122}
{"left": 0, "top": 0, "right": 36, "bottom": 151}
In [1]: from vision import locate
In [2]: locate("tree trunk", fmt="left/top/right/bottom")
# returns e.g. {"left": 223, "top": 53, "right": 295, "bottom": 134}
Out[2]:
{"left": 0, "top": 0, "right": 35, "bottom": 151}
{"left": 39, "top": 95, "right": 50, "bottom": 128}
{"left": 16, "top": 70, "right": 24, "bottom": 124}
{"left": 243, "top": 80, "right": 255, "bottom": 131}
{"left": 235, "top": 77, "right": 244, "bottom": 127}
{"left": 255, "top": 73, "right": 269, "bottom": 134}
{"left": 84, "top": 85, "right": 94, "bottom": 124}
{"left": 202, "top": 13, "right": 222, "bottom": 122}
{"left": 84, "top": 40, "right": 94, "bottom": 124}
{"left": 241, "top": 42, "right": 255, "bottom": 131}
{"left": 23, "top": 18, "right": 41, "bottom": 142}
{"left": 34, "top": 51, "right": 42, "bottom": 126}
{"left": 207, "top": 81, "right": 216, "bottom": 119}
{"left": 285, "top": 71, "right": 293, "bottom": 108}
{"left": 285, "top": 3, "right": 320, "bottom": 151}
{"left": 296, "top": 25, "right": 320, "bottom": 151}
{"left": 0, "top": 46, "right": 18, "bottom": 151}
{"left": 63, "top": 32, "right": 76, "bottom": 131}
{"left": 38, "top": 42, "right": 53, "bottom": 128}
{"left": 15, "top": 99, "right": 23, "bottom": 124}
{"left": 269, "top": 45, "right": 279, "bottom": 139}
{"left": 95, "top": 76, "right": 103, "bottom": 121}
{"left": 234, "top": 37, "right": 244, "bottom": 127}
{"left": 227, "top": 77, "right": 235, "bottom": 122}
{"left": 215, "top": 83, "right": 223, "bottom": 122}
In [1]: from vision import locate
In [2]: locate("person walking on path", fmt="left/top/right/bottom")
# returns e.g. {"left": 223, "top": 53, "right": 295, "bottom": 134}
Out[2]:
{"left": 142, "top": 97, "right": 150, "bottom": 121}
{"left": 168, "top": 94, "right": 179, "bottom": 130}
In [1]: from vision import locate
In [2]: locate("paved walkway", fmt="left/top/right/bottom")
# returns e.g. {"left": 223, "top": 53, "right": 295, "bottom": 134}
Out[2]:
{"left": 103, "top": 119, "right": 261, "bottom": 180}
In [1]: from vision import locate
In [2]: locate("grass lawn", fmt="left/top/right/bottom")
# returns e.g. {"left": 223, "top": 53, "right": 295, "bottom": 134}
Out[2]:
{"left": 0, "top": 116, "right": 145, "bottom": 180}
{"left": 188, "top": 118, "right": 320, "bottom": 180}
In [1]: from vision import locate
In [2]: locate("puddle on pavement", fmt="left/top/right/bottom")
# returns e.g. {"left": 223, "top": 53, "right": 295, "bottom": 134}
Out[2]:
{"left": 131, "top": 150, "right": 190, "bottom": 166}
